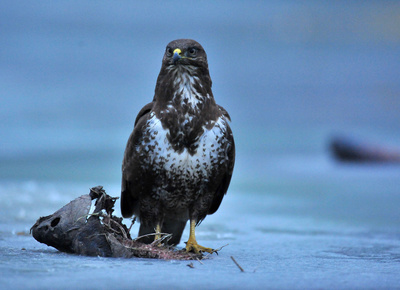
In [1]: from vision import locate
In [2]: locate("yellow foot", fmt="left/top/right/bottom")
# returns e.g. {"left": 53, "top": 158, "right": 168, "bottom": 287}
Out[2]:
{"left": 185, "top": 219, "right": 215, "bottom": 254}
{"left": 152, "top": 224, "right": 163, "bottom": 246}
{"left": 185, "top": 240, "right": 214, "bottom": 254}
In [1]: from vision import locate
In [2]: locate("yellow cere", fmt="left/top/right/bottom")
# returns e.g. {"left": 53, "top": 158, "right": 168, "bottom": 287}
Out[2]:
{"left": 173, "top": 48, "right": 182, "bottom": 55}
{"left": 173, "top": 48, "right": 191, "bottom": 60}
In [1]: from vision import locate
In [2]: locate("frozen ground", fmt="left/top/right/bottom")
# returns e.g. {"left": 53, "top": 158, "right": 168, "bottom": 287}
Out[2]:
{"left": 1, "top": 155, "right": 400, "bottom": 289}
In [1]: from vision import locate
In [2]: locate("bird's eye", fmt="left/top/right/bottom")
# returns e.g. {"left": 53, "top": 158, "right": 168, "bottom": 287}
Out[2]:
{"left": 166, "top": 47, "right": 173, "bottom": 57}
{"left": 188, "top": 47, "right": 197, "bottom": 57}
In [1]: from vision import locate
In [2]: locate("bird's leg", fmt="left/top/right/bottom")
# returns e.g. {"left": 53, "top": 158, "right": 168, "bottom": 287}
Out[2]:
{"left": 185, "top": 219, "right": 214, "bottom": 254}
{"left": 154, "top": 223, "right": 162, "bottom": 242}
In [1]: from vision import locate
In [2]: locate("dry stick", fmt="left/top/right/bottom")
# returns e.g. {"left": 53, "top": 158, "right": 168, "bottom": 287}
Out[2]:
{"left": 231, "top": 256, "right": 245, "bottom": 272}
{"left": 132, "top": 232, "right": 160, "bottom": 241}
{"left": 128, "top": 217, "right": 136, "bottom": 232}
{"left": 150, "top": 233, "right": 173, "bottom": 246}
{"left": 103, "top": 215, "right": 129, "bottom": 239}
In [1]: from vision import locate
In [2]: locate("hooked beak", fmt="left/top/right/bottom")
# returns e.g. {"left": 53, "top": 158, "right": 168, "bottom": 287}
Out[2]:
{"left": 173, "top": 48, "right": 182, "bottom": 64}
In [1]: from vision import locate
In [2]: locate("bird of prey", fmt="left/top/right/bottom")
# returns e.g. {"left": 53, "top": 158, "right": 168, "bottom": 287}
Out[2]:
{"left": 121, "top": 39, "right": 235, "bottom": 253}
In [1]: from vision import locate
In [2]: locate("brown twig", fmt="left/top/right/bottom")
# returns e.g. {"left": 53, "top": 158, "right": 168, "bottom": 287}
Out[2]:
{"left": 102, "top": 215, "right": 129, "bottom": 239}
{"left": 128, "top": 217, "right": 136, "bottom": 232}
{"left": 132, "top": 232, "right": 158, "bottom": 241}
{"left": 150, "top": 233, "right": 172, "bottom": 246}
{"left": 231, "top": 256, "right": 245, "bottom": 272}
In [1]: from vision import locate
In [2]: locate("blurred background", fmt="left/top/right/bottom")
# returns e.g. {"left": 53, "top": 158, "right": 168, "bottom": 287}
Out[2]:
{"left": 2, "top": 0, "right": 400, "bottom": 225}
{"left": 1, "top": 1, "right": 399, "bottom": 188}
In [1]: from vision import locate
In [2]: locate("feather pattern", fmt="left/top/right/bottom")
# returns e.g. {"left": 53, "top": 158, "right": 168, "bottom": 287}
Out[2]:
{"left": 121, "top": 39, "right": 235, "bottom": 244}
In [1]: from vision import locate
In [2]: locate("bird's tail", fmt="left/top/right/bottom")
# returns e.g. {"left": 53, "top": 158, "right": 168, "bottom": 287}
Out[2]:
{"left": 137, "top": 219, "right": 187, "bottom": 246}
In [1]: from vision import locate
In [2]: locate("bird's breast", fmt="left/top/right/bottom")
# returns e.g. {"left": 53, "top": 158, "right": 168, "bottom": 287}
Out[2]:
{"left": 139, "top": 112, "right": 228, "bottom": 182}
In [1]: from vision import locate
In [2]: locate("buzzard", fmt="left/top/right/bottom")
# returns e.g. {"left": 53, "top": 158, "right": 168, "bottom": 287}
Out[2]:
{"left": 121, "top": 39, "right": 235, "bottom": 253}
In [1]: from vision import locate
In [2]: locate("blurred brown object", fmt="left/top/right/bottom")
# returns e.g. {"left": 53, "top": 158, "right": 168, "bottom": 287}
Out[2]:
{"left": 330, "top": 136, "right": 400, "bottom": 163}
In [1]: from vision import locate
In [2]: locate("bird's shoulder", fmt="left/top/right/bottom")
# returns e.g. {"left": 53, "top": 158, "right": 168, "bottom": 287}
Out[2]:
{"left": 134, "top": 102, "right": 154, "bottom": 126}
{"left": 122, "top": 102, "right": 155, "bottom": 173}
{"left": 217, "top": 104, "right": 231, "bottom": 122}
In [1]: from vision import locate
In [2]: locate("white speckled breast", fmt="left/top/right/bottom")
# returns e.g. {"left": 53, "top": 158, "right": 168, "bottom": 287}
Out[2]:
{"left": 140, "top": 112, "right": 228, "bottom": 187}
{"left": 173, "top": 71, "right": 205, "bottom": 108}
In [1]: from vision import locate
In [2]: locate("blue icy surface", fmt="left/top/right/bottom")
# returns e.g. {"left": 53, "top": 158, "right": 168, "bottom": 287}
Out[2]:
{"left": 1, "top": 1, "right": 400, "bottom": 289}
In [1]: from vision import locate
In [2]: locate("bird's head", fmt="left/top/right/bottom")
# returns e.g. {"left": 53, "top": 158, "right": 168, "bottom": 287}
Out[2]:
{"left": 155, "top": 39, "right": 213, "bottom": 99}
{"left": 162, "top": 39, "right": 208, "bottom": 70}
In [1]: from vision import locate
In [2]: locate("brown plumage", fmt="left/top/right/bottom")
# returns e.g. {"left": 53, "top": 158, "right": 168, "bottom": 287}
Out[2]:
{"left": 121, "top": 39, "right": 235, "bottom": 253}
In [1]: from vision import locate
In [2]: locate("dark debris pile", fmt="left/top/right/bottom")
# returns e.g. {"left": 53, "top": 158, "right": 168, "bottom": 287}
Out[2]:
{"left": 31, "top": 186, "right": 203, "bottom": 260}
